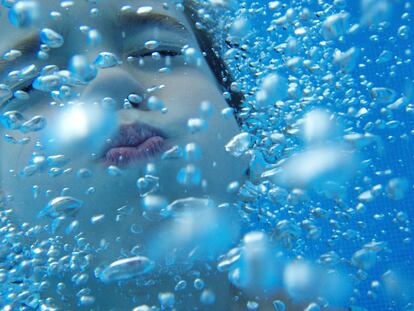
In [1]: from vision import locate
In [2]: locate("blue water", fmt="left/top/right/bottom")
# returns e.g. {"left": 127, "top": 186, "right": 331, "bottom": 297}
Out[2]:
{"left": 1, "top": 0, "right": 413, "bottom": 310}
{"left": 236, "top": 1, "right": 414, "bottom": 310}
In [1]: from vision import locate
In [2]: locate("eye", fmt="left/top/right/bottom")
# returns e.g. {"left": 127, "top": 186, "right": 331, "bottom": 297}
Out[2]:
{"left": 1, "top": 81, "right": 35, "bottom": 111}
{"left": 128, "top": 47, "right": 182, "bottom": 59}
{"left": 141, "top": 50, "right": 180, "bottom": 58}
{"left": 13, "top": 82, "right": 35, "bottom": 101}
{"left": 20, "top": 84, "right": 34, "bottom": 94}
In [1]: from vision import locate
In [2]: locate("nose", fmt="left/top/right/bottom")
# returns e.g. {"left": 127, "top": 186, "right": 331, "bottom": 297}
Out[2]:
{"left": 80, "top": 67, "right": 147, "bottom": 110}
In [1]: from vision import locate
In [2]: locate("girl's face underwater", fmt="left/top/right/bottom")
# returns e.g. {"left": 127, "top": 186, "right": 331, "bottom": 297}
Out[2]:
{"left": 0, "top": 0, "right": 247, "bottom": 229}
{"left": 0, "top": 0, "right": 249, "bottom": 307}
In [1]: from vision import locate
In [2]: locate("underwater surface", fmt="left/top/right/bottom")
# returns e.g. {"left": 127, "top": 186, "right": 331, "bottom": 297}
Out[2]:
{"left": 0, "top": 0, "right": 413, "bottom": 310}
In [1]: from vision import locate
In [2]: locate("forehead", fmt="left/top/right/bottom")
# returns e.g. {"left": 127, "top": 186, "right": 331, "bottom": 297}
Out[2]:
{"left": 0, "top": 0, "right": 194, "bottom": 52}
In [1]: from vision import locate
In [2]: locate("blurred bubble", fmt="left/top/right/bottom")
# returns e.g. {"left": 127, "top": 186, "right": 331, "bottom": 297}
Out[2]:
{"left": 8, "top": 0, "right": 39, "bottom": 28}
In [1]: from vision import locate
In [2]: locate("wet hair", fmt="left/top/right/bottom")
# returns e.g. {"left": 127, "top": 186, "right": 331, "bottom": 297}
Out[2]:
{"left": 183, "top": 2, "right": 244, "bottom": 126}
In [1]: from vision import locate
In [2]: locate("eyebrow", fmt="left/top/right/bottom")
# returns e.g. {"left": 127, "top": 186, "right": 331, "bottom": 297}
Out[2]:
{"left": 118, "top": 11, "right": 190, "bottom": 36}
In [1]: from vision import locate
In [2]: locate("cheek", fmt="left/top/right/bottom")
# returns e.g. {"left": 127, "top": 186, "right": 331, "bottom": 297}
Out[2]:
{"left": 154, "top": 70, "right": 246, "bottom": 192}
{"left": 154, "top": 67, "right": 231, "bottom": 127}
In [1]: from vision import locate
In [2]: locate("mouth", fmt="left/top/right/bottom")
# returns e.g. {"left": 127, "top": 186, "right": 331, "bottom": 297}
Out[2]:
{"left": 100, "top": 122, "right": 170, "bottom": 167}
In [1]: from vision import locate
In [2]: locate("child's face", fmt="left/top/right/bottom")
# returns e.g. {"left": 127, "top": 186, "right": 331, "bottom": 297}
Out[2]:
{"left": 0, "top": 0, "right": 247, "bottom": 244}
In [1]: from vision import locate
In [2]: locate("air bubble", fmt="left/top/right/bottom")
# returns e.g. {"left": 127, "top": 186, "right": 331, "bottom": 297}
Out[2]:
{"left": 177, "top": 164, "right": 202, "bottom": 186}
{"left": 20, "top": 115, "right": 47, "bottom": 133}
{"left": 200, "top": 289, "right": 215, "bottom": 305}
{"left": 370, "top": 87, "right": 396, "bottom": 104}
{"left": 225, "top": 132, "right": 252, "bottom": 157}
{"left": 8, "top": 1, "right": 38, "bottom": 28}
{"left": 136, "top": 175, "right": 160, "bottom": 197}
{"left": 187, "top": 118, "right": 208, "bottom": 133}
{"left": 144, "top": 40, "right": 160, "bottom": 50}
{"left": 137, "top": 6, "right": 153, "bottom": 14}
{"left": 40, "top": 28, "right": 64, "bottom": 48}
{"left": 38, "top": 196, "right": 83, "bottom": 218}
{"left": 99, "top": 256, "right": 155, "bottom": 283}
{"left": 69, "top": 55, "right": 97, "bottom": 83}
{"left": 158, "top": 292, "right": 175, "bottom": 308}
{"left": 94, "top": 52, "right": 121, "bottom": 68}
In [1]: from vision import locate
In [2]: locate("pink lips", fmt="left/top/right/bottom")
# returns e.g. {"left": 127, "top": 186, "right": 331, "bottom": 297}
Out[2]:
{"left": 102, "top": 122, "right": 169, "bottom": 166}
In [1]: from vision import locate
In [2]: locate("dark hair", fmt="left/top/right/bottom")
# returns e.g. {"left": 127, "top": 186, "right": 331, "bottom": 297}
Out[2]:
{"left": 183, "top": 3, "right": 244, "bottom": 126}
